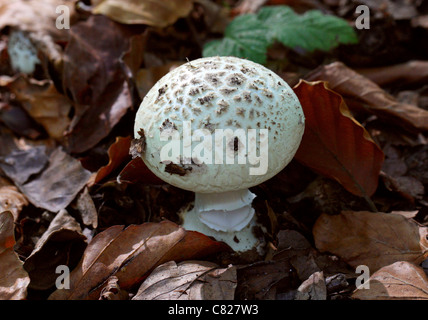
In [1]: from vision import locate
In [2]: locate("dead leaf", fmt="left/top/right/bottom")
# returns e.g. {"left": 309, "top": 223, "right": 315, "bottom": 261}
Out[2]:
{"left": 0, "top": 185, "right": 28, "bottom": 221}
{"left": 293, "top": 80, "right": 384, "bottom": 198}
{"left": 88, "top": 136, "right": 131, "bottom": 187}
{"left": 305, "top": 62, "right": 428, "bottom": 132}
{"left": 73, "top": 187, "right": 98, "bottom": 229}
{"left": 0, "top": 145, "right": 49, "bottom": 185}
{"left": 62, "top": 15, "right": 138, "bottom": 154}
{"left": 352, "top": 261, "right": 428, "bottom": 300}
{"left": 91, "top": 0, "right": 194, "bottom": 28}
{"left": 235, "top": 260, "right": 292, "bottom": 300}
{"left": 18, "top": 147, "right": 92, "bottom": 212}
{"left": 313, "top": 211, "right": 428, "bottom": 272}
{"left": 99, "top": 276, "right": 129, "bottom": 300}
{"left": 294, "top": 271, "right": 326, "bottom": 300}
{"left": 356, "top": 60, "right": 428, "bottom": 87}
{"left": 133, "top": 260, "right": 236, "bottom": 300}
{"left": 0, "top": 211, "right": 30, "bottom": 300}
{"left": 48, "top": 220, "right": 229, "bottom": 300}
{"left": 118, "top": 157, "right": 165, "bottom": 185}
{"left": 23, "top": 209, "right": 87, "bottom": 290}
{"left": 0, "top": 0, "right": 77, "bottom": 73}
{"left": 6, "top": 76, "right": 72, "bottom": 140}
{"left": 274, "top": 230, "right": 321, "bottom": 282}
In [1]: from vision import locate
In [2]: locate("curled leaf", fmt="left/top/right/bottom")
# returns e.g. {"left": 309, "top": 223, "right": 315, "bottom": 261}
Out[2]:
{"left": 293, "top": 80, "right": 384, "bottom": 198}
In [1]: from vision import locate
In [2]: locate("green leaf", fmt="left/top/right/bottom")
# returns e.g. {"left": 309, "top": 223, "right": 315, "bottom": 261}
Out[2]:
{"left": 258, "top": 6, "right": 358, "bottom": 51}
{"left": 203, "top": 5, "right": 358, "bottom": 64}
{"left": 203, "top": 14, "right": 271, "bottom": 64}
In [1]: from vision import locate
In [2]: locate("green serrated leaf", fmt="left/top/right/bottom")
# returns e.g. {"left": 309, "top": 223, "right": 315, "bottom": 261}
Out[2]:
{"left": 258, "top": 6, "right": 358, "bottom": 52}
{"left": 202, "top": 14, "right": 271, "bottom": 64}
{"left": 202, "top": 5, "right": 358, "bottom": 64}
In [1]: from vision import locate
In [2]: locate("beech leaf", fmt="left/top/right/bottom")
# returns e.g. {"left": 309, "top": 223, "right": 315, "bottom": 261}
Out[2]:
{"left": 293, "top": 80, "right": 384, "bottom": 198}
{"left": 48, "top": 220, "right": 229, "bottom": 300}
{"left": 313, "top": 211, "right": 428, "bottom": 272}
{"left": 0, "top": 211, "right": 30, "bottom": 300}
{"left": 352, "top": 261, "right": 428, "bottom": 300}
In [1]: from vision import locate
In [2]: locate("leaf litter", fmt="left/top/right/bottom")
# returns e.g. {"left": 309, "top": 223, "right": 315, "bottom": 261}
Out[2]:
{"left": 0, "top": 0, "right": 427, "bottom": 301}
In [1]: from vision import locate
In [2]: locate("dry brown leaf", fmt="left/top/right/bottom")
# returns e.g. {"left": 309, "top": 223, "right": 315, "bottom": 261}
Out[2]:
{"left": 92, "top": 0, "right": 194, "bottom": 28}
{"left": 294, "top": 271, "right": 327, "bottom": 300}
{"left": 352, "top": 261, "right": 428, "bottom": 300}
{"left": 23, "top": 209, "right": 87, "bottom": 290}
{"left": 0, "top": 0, "right": 77, "bottom": 72}
{"left": 99, "top": 276, "right": 129, "bottom": 300}
{"left": 6, "top": 76, "right": 72, "bottom": 140}
{"left": 87, "top": 136, "right": 131, "bottom": 187}
{"left": 133, "top": 260, "right": 236, "bottom": 300}
{"left": 18, "top": 147, "right": 92, "bottom": 213}
{"left": 48, "top": 220, "right": 229, "bottom": 300}
{"left": 0, "top": 211, "right": 30, "bottom": 300}
{"left": 0, "top": 185, "right": 28, "bottom": 221}
{"left": 313, "top": 211, "right": 428, "bottom": 272}
{"left": 305, "top": 62, "right": 428, "bottom": 132}
{"left": 293, "top": 80, "right": 384, "bottom": 198}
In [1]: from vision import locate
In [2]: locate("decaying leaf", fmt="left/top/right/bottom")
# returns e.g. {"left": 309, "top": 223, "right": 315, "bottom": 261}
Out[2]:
{"left": 294, "top": 271, "right": 327, "bottom": 300}
{"left": 18, "top": 147, "right": 92, "bottom": 213}
{"left": 118, "top": 157, "right": 165, "bottom": 185}
{"left": 133, "top": 260, "right": 236, "bottom": 300}
{"left": 305, "top": 62, "right": 428, "bottom": 132}
{"left": 235, "top": 259, "right": 292, "bottom": 300}
{"left": 313, "top": 211, "right": 428, "bottom": 272}
{"left": 23, "top": 209, "right": 87, "bottom": 290}
{"left": 91, "top": 0, "right": 194, "bottom": 28}
{"left": 88, "top": 136, "right": 131, "bottom": 187}
{"left": 293, "top": 80, "right": 384, "bottom": 198}
{"left": 62, "top": 15, "right": 139, "bottom": 153}
{"left": 352, "top": 261, "right": 428, "bottom": 300}
{"left": 48, "top": 220, "right": 229, "bottom": 300}
{"left": 0, "top": 185, "right": 28, "bottom": 221}
{"left": 0, "top": 211, "right": 30, "bottom": 300}
{"left": 99, "top": 276, "right": 129, "bottom": 300}
{"left": 6, "top": 76, "right": 72, "bottom": 140}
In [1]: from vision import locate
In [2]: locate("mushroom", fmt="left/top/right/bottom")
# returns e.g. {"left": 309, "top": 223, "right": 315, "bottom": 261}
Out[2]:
{"left": 133, "top": 56, "right": 304, "bottom": 252}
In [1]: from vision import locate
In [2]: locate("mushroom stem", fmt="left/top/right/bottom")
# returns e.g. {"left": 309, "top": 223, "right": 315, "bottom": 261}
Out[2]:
{"left": 180, "top": 189, "right": 262, "bottom": 252}
{"left": 195, "top": 189, "right": 256, "bottom": 232}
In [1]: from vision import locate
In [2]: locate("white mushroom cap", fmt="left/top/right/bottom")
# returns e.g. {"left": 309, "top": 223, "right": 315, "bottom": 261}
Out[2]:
{"left": 134, "top": 56, "right": 304, "bottom": 193}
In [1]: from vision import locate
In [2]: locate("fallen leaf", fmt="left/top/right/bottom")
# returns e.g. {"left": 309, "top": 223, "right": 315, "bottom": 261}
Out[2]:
{"left": 118, "top": 157, "right": 165, "bottom": 185}
{"left": 18, "top": 147, "right": 92, "bottom": 212}
{"left": 6, "top": 76, "right": 72, "bottom": 140}
{"left": 91, "top": 0, "right": 194, "bottom": 28}
{"left": 294, "top": 271, "right": 326, "bottom": 300}
{"left": 99, "top": 276, "right": 129, "bottom": 300}
{"left": 88, "top": 136, "right": 132, "bottom": 187}
{"left": 356, "top": 60, "right": 428, "bottom": 86}
{"left": 0, "top": 185, "right": 28, "bottom": 221}
{"left": 352, "top": 261, "right": 428, "bottom": 300}
{"left": 0, "top": 0, "right": 77, "bottom": 73}
{"left": 305, "top": 62, "right": 428, "bottom": 132}
{"left": 313, "top": 211, "right": 428, "bottom": 272}
{"left": 0, "top": 211, "right": 30, "bottom": 300}
{"left": 133, "top": 260, "right": 236, "bottom": 300}
{"left": 274, "top": 229, "right": 321, "bottom": 282}
{"left": 293, "top": 80, "right": 384, "bottom": 198}
{"left": 62, "top": 15, "right": 138, "bottom": 153}
{"left": 48, "top": 220, "right": 229, "bottom": 300}
{"left": 23, "top": 209, "right": 87, "bottom": 290}
{"left": 0, "top": 145, "right": 49, "bottom": 185}
{"left": 73, "top": 187, "right": 98, "bottom": 229}
{"left": 235, "top": 260, "right": 292, "bottom": 300}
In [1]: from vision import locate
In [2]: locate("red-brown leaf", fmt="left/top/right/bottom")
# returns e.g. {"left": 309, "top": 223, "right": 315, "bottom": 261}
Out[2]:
{"left": 293, "top": 80, "right": 384, "bottom": 197}
{"left": 48, "top": 220, "right": 229, "bottom": 300}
